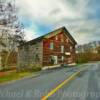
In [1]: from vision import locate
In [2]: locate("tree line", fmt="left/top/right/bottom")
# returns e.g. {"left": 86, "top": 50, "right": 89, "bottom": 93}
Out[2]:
{"left": 76, "top": 41, "right": 100, "bottom": 63}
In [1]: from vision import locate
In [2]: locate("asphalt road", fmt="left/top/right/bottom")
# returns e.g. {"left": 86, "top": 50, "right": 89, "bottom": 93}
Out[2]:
{"left": 49, "top": 62, "right": 100, "bottom": 100}
{"left": 0, "top": 62, "right": 100, "bottom": 100}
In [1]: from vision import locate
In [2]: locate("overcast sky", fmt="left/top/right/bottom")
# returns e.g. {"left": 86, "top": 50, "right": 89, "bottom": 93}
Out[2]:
{"left": 15, "top": 0, "right": 100, "bottom": 44}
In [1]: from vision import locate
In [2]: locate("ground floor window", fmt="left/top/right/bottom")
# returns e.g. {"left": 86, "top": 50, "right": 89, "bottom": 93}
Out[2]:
{"left": 61, "top": 56, "right": 64, "bottom": 62}
{"left": 50, "top": 55, "right": 58, "bottom": 65}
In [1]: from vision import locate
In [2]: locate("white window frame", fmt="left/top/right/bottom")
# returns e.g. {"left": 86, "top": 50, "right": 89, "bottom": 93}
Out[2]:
{"left": 50, "top": 42, "right": 54, "bottom": 50}
{"left": 61, "top": 45, "right": 64, "bottom": 53}
{"left": 61, "top": 56, "right": 64, "bottom": 61}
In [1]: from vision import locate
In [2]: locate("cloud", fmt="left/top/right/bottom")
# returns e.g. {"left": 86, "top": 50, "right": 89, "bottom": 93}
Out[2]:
{"left": 15, "top": 0, "right": 100, "bottom": 44}
{"left": 24, "top": 28, "right": 39, "bottom": 40}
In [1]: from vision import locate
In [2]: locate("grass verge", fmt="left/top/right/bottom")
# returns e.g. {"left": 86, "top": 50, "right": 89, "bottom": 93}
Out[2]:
{"left": 0, "top": 71, "right": 38, "bottom": 84}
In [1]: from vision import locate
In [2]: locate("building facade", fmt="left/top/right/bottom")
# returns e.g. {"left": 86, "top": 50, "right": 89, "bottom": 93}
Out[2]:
{"left": 18, "top": 27, "right": 77, "bottom": 70}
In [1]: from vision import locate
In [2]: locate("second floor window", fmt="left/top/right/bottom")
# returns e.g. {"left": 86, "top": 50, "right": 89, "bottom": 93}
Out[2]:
{"left": 50, "top": 42, "right": 54, "bottom": 50}
{"left": 61, "top": 45, "right": 64, "bottom": 53}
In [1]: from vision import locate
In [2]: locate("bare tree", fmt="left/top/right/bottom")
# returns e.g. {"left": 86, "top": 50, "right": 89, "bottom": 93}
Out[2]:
{"left": 0, "top": 0, "right": 25, "bottom": 70}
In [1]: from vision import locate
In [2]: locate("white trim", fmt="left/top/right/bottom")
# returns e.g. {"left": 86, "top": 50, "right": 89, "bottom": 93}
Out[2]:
{"left": 68, "top": 63, "right": 76, "bottom": 66}
{"left": 42, "top": 64, "right": 60, "bottom": 70}
{"left": 65, "top": 52, "right": 71, "bottom": 55}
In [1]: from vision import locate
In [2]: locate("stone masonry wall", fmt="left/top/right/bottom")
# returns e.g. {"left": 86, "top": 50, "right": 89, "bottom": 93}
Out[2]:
{"left": 18, "top": 41, "right": 43, "bottom": 71}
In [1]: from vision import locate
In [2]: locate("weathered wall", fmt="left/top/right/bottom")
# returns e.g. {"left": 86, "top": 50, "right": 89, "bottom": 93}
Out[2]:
{"left": 28, "top": 42, "right": 43, "bottom": 68}
{"left": 43, "top": 32, "right": 76, "bottom": 66}
{"left": 0, "top": 56, "right": 1, "bottom": 70}
{"left": 18, "top": 41, "right": 43, "bottom": 70}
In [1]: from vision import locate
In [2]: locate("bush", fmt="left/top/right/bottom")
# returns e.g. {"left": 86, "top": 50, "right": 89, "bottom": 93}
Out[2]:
{"left": 76, "top": 52, "right": 100, "bottom": 64}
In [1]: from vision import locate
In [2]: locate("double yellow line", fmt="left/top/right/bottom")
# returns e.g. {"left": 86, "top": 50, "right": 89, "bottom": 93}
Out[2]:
{"left": 41, "top": 68, "right": 86, "bottom": 100}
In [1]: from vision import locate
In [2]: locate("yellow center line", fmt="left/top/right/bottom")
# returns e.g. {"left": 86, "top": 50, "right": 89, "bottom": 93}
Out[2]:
{"left": 41, "top": 68, "right": 87, "bottom": 100}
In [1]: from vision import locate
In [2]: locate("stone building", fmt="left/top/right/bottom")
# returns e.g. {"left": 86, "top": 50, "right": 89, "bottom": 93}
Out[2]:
{"left": 18, "top": 27, "right": 77, "bottom": 70}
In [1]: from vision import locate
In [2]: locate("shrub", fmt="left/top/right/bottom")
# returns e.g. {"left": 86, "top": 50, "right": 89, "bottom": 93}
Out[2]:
{"left": 76, "top": 52, "right": 100, "bottom": 64}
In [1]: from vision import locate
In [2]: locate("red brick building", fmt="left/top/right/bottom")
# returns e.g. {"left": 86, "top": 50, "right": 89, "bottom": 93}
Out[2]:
{"left": 18, "top": 27, "right": 77, "bottom": 69}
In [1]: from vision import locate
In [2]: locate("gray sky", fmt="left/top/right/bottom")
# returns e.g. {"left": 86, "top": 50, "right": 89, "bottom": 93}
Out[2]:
{"left": 15, "top": 0, "right": 100, "bottom": 44}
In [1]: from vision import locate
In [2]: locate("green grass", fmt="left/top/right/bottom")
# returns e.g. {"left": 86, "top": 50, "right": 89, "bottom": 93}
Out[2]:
{"left": 75, "top": 63, "right": 86, "bottom": 68}
{"left": 0, "top": 71, "right": 37, "bottom": 83}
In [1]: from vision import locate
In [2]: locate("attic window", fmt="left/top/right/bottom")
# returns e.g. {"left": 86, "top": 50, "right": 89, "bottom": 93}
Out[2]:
{"left": 55, "top": 36, "right": 58, "bottom": 40}
{"left": 61, "top": 34, "right": 64, "bottom": 42}
{"left": 66, "top": 39, "right": 69, "bottom": 43}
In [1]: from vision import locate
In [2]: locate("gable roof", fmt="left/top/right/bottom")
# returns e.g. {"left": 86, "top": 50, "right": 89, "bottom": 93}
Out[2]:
{"left": 19, "top": 26, "right": 77, "bottom": 47}
{"left": 62, "top": 27, "right": 77, "bottom": 44}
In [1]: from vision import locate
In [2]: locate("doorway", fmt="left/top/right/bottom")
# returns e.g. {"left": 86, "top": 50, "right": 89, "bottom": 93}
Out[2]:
{"left": 50, "top": 55, "right": 58, "bottom": 65}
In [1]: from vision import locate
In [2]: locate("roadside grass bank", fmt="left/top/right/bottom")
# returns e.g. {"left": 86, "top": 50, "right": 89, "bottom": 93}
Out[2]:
{"left": 76, "top": 61, "right": 100, "bottom": 67}
{"left": 0, "top": 70, "right": 41, "bottom": 84}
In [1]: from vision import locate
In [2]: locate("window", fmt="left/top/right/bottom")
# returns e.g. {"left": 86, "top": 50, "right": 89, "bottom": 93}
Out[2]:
{"left": 50, "top": 55, "right": 58, "bottom": 64}
{"left": 61, "top": 56, "right": 64, "bottom": 61}
{"left": 70, "top": 46, "right": 73, "bottom": 51}
{"left": 61, "top": 45, "right": 64, "bottom": 53}
{"left": 35, "top": 54, "right": 40, "bottom": 62}
{"left": 50, "top": 42, "right": 54, "bottom": 50}
{"left": 66, "top": 39, "right": 69, "bottom": 43}
{"left": 55, "top": 36, "right": 58, "bottom": 40}
{"left": 61, "top": 34, "right": 64, "bottom": 42}
{"left": 50, "top": 55, "right": 55, "bottom": 64}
